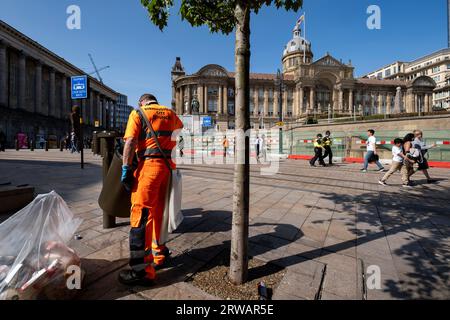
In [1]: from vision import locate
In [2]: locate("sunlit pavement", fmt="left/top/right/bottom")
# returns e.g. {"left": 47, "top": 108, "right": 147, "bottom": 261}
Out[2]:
{"left": 1, "top": 149, "right": 449, "bottom": 300}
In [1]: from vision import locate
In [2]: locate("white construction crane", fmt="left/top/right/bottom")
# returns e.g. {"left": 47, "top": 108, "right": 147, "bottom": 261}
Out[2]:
{"left": 88, "top": 53, "right": 110, "bottom": 83}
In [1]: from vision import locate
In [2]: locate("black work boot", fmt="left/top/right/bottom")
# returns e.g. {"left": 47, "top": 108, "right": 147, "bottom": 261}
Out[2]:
{"left": 118, "top": 269, "right": 155, "bottom": 286}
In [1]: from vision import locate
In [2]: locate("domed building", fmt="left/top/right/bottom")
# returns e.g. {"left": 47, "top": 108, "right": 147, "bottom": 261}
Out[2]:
{"left": 171, "top": 19, "right": 436, "bottom": 131}
{"left": 282, "top": 22, "right": 313, "bottom": 75}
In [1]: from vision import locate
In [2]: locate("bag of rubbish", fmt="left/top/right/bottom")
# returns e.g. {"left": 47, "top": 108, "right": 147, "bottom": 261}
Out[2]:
{"left": 0, "top": 191, "right": 82, "bottom": 300}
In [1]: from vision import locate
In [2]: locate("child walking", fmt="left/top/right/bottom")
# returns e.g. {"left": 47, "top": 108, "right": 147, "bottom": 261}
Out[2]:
{"left": 378, "top": 138, "right": 414, "bottom": 186}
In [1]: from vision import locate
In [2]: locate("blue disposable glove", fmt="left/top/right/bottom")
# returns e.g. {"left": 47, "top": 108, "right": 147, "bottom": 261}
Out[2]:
{"left": 121, "top": 165, "right": 134, "bottom": 192}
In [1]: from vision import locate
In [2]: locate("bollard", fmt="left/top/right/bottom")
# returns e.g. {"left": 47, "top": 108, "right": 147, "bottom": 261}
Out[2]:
{"left": 97, "top": 131, "right": 117, "bottom": 229}
{"left": 30, "top": 140, "right": 34, "bottom": 152}
{"left": 45, "top": 141, "right": 49, "bottom": 151}
{"left": 15, "top": 139, "right": 19, "bottom": 151}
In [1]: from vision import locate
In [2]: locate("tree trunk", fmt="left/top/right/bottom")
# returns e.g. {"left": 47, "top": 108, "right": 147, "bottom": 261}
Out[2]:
{"left": 229, "top": 3, "right": 250, "bottom": 285}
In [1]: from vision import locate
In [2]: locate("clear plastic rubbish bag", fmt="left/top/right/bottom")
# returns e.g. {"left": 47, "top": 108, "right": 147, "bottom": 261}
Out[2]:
{"left": 0, "top": 191, "right": 82, "bottom": 300}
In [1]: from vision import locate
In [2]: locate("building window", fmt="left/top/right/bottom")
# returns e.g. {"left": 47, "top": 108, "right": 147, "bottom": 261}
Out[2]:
{"left": 385, "top": 69, "right": 391, "bottom": 77}
{"left": 377, "top": 72, "right": 382, "bottom": 79}
{"left": 287, "top": 89, "right": 293, "bottom": 115}
{"left": 207, "top": 98, "right": 217, "bottom": 113}
{"left": 432, "top": 66, "right": 440, "bottom": 73}
{"left": 227, "top": 101, "right": 235, "bottom": 115}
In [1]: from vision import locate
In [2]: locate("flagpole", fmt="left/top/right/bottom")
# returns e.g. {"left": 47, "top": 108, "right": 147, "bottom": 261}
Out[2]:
{"left": 303, "top": 12, "right": 306, "bottom": 64}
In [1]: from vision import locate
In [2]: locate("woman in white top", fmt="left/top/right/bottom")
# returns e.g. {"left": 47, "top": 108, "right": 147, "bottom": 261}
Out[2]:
{"left": 411, "top": 130, "right": 437, "bottom": 183}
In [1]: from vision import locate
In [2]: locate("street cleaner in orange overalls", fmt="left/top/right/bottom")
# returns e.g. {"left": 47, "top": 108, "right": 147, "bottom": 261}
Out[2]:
{"left": 119, "top": 94, "right": 183, "bottom": 286}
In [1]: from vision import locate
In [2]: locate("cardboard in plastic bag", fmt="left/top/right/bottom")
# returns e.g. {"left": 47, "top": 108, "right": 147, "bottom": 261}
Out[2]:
{"left": 0, "top": 191, "right": 82, "bottom": 300}
{"left": 159, "top": 169, "right": 184, "bottom": 244}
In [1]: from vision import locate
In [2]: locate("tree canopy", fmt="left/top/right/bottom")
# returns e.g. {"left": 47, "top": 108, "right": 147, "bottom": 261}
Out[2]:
{"left": 141, "top": 0, "right": 303, "bottom": 34}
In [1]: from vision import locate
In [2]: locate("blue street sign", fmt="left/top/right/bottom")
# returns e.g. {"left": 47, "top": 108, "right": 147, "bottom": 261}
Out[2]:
{"left": 202, "top": 116, "right": 212, "bottom": 127}
{"left": 71, "top": 75, "right": 88, "bottom": 99}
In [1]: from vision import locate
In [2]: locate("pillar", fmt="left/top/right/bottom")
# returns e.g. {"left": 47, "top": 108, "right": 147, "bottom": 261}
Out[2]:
{"left": 179, "top": 88, "right": 185, "bottom": 114}
{"left": 349, "top": 90, "right": 354, "bottom": 113}
{"left": 283, "top": 88, "right": 288, "bottom": 116}
{"left": 298, "top": 86, "right": 304, "bottom": 115}
{"left": 180, "top": 86, "right": 185, "bottom": 114}
{"left": 386, "top": 92, "right": 392, "bottom": 114}
{"left": 254, "top": 87, "right": 259, "bottom": 116}
{"left": 406, "top": 90, "right": 413, "bottom": 113}
{"left": 203, "top": 85, "right": 208, "bottom": 113}
{"left": 174, "top": 88, "right": 179, "bottom": 114}
{"left": 49, "top": 67, "right": 56, "bottom": 117}
{"left": 88, "top": 93, "right": 94, "bottom": 127}
{"left": 274, "top": 89, "right": 280, "bottom": 116}
{"left": 18, "top": 51, "right": 27, "bottom": 110}
{"left": 61, "top": 75, "right": 67, "bottom": 118}
{"left": 263, "top": 87, "right": 269, "bottom": 117}
{"left": 112, "top": 100, "right": 117, "bottom": 129}
{"left": 224, "top": 86, "right": 228, "bottom": 115}
{"left": 403, "top": 93, "right": 407, "bottom": 113}
{"left": 293, "top": 87, "right": 298, "bottom": 117}
{"left": 427, "top": 93, "right": 433, "bottom": 112}
{"left": 331, "top": 89, "right": 337, "bottom": 111}
{"left": 0, "top": 41, "right": 7, "bottom": 107}
{"left": 197, "top": 84, "right": 203, "bottom": 114}
{"left": 309, "top": 87, "right": 315, "bottom": 112}
{"left": 378, "top": 92, "right": 383, "bottom": 114}
{"left": 218, "top": 85, "right": 223, "bottom": 114}
{"left": 338, "top": 89, "right": 343, "bottom": 112}
{"left": 186, "top": 85, "right": 191, "bottom": 114}
{"left": 35, "top": 60, "right": 42, "bottom": 114}
{"left": 94, "top": 92, "right": 101, "bottom": 128}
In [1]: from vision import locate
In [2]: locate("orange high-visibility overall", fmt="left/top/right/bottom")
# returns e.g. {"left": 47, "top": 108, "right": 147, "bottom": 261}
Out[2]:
{"left": 123, "top": 103, "right": 183, "bottom": 280}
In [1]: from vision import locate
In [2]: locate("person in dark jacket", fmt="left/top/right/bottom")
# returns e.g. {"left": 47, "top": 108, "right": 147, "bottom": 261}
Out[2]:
{"left": 322, "top": 130, "right": 333, "bottom": 165}
{"left": 0, "top": 131, "right": 6, "bottom": 151}
{"left": 310, "top": 134, "right": 326, "bottom": 167}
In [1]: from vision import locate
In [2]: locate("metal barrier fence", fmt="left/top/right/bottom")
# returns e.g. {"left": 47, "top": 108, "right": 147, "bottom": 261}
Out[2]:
{"left": 285, "top": 130, "right": 450, "bottom": 162}
{"left": 178, "top": 129, "right": 450, "bottom": 162}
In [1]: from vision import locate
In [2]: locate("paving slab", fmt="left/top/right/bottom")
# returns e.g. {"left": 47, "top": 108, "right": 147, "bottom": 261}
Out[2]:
{"left": 1, "top": 151, "right": 450, "bottom": 300}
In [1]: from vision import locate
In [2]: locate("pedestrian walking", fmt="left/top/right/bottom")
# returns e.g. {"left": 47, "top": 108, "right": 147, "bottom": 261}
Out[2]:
{"left": 361, "top": 129, "right": 385, "bottom": 173}
{"left": 70, "top": 132, "right": 78, "bottom": 153}
{"left": 178, "top": 135, "right": 185, "bottom": 158}
{"left": 378, "top": 138, "right": 414, "bottom": 186}
{"left": 322, "top": 130, "right": 333, "bottom": 165}
{"left": 39, "top": 136, "right": 45, "bottom": 149}
{"left": 411, "top": 130, "right": 437, "bottom": 184}
{"left": 222, "top": 136, "right": 229, "bottom": 158}
{"left": 64, "top": 133, "right": 70, "bottom": 151}
{"left": 255, "top": 135, "right": 263, "bottom": 163}
{"left": 260, "top": 134, "right": 267, "bottom": 162}
{"left": 120, "top": 93, "right": 183, "bottom": 286}
{"left": 310, "top": 134, "right": 326, "bottom": 167}
{"left": 0, "top": 130, "right": 6, "bottom": 151}
{"left": 401, "top": 133, "right": 418, "bottom": 188}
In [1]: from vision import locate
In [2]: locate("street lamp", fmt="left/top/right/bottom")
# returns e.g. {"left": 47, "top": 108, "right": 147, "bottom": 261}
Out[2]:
{"left": 275, "top": 69, "right": 285, "bottom": 154}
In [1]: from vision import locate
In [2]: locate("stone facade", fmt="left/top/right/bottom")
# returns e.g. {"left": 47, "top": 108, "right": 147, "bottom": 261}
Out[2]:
{"left": 364, "top": 49, "right": 450, "bottom": 110}
{"left": 0, "top": 20, "right": 119, "bottom": 147}
{"left": 171, "top": 20, "right": 436, "bottom": 131}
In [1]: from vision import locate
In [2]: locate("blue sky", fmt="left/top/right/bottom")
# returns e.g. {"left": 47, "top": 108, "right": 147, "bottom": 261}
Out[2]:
{"left": 0, "top": 0, "right": 447, "bottom": 107}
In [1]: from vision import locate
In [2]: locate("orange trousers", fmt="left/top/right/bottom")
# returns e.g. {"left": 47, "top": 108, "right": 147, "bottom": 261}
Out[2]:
{"left": 129, "top": 159, "right": 170, "bottom": 280}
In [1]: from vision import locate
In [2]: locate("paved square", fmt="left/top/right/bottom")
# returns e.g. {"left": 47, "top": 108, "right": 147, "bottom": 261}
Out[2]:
{"left": 1, "top": 150, "right": 449, "bottom": 300}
